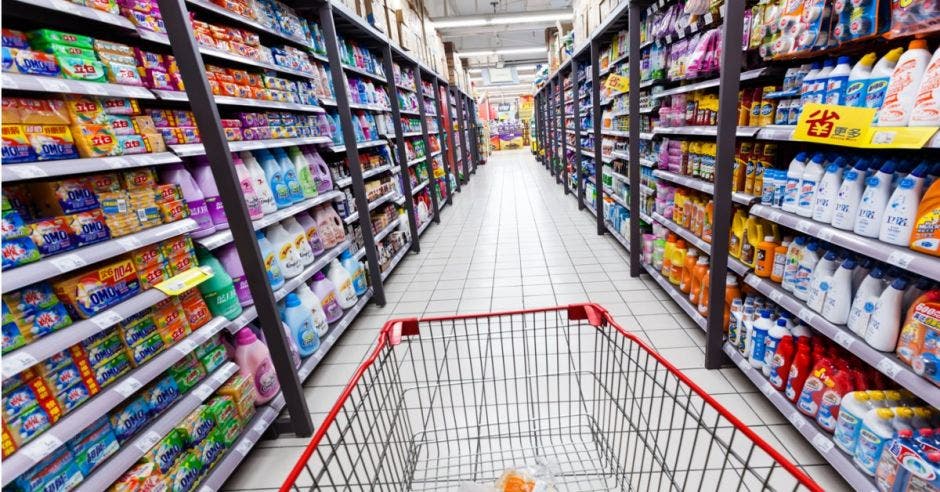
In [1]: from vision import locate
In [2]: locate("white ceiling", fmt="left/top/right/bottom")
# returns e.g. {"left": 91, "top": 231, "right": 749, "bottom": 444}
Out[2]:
{"left": 421, "top": 0, "right": 572, "bottom": 68}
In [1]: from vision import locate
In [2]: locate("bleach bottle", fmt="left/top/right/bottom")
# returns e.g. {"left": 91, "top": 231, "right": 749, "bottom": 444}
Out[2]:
{"left": 762, "top": 318, "right": 790, "bottom": 378}
{"left": 834, "top": 391, "right": 873, "bottom": 454}
{"left": 854, "top": 408, "right": 897, "bottom": 475}
{"left": 910, "top": 45, "right": 940, "bottom": 126}
{"left": 879, "top": 40, "right": 932, "bottom": 126}
{"left": 880, "top": 163, "right": 929, "bottom": 246}
{"left": 283, "top": 293, "right": 320, "bottom": 357}
{"left": 831, "top": 158, "right": 871, "bottom": 230}
{"left": 824, "top": 56, "right": 852, "bottom": 105}
{"left": 748, "top": 310, "right": 773, "bottom": 370}
{"left": 845, "top": 53, "right": 877, "bottom": 107}
{"left": 782, "top": 152, "right": 808, "bottom": 213}
{"left": 855, "top": 161, "right": 896, "bottom": 238}
{"left": 865, "top": 48, "right": 905, "bottom": 110}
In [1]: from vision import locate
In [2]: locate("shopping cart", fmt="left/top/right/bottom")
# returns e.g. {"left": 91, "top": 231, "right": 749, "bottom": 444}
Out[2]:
{"left": 282, "top": 304, "right": 821, "bottom": 491}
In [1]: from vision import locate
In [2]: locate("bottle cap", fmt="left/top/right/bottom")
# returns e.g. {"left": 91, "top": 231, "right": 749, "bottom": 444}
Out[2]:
{"left": 909, "top": 39, "right": 928, "bottom": 50}
{"left": 285, "top": 293, "right": 301, "bottom": 307}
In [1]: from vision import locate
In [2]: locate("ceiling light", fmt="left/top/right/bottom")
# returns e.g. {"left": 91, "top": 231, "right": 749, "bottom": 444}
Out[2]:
{"left": 460, "top": 47, "right": 546, "bottom": 58}
{"left": 433, "top": 11, "right": 572, "bottom": 29}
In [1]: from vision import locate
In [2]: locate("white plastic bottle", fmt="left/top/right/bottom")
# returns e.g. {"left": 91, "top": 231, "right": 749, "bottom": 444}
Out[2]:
{"left": 812, "top": 158, "right": 845, "bottom": 223}
{"left": 327, "top": 259, "right": 358, "bottom": 309}
{"left": 831, "top": 159, "right": 870, "bottom": 230}
{"left": 762, "top": 318, "right": 790, "bottom": 378}
{"left": 865, "top": 48, "right": 904, "bottom": 109}
{"left": 782, "top": 152, "right": 808, "bottom": 213}
{"left": 845, "top": 53, "right": 877, "bottom": 107}
{"left": 879, "top": 163, "right": 929, "bottom": 245}
{"left": 266, "top": 224, "right": 304, "bottom": 278}
{"left": 806, "top": 250, "right": 840, "bottom": 312}
{"left": 282, "top": 217, "right": 315, "bottom": 266}
{"left": 903, "top": 276, "right": 931, "bottom": 313}
{"left": 800, "top": 62, "right": 822, "bottom": 106}
{"left": 797, "top": 153, "right": 827, "bottom": 217}
{"left": 911, "top": 46, "right": 940, "bottom": 126}
{"left": 854, "top": 408, "right": 897, "bottom": 475}
{"left": 748, "top": 309, "right": 774, "bottom": 370}
{"left": 854, "top": 161, "right": 896, "bottom": 238}
{"left": 793, "top": 241, "right": 821, "bottom": 300}
{"left": 877, "top": 40, "right": 932, "bottom": 126}
{"left": 295, "top": 282, "right": 331, "bottom": 337}
{"left": 782, "top": 236, "right": 806, "bottom": 291}
{"left": 834, "top": 391, "right": 872, "bottom": 454}
{"left": 812, "top": 59, "right": 836, "bottom": 103}
{"left": 824, "top": 56, "right": 853, "bottom": 105}
{"left": 821, "top": 258, "right": 856, "bottom": 324}
{"left": 847, "top": 268, "right": 887, "bottom": 335}
{"left": 863, "top": 277, "right": 907, "bottom": 351}
{"left": 240, "top": 151, "right": 278, "bottom": 215}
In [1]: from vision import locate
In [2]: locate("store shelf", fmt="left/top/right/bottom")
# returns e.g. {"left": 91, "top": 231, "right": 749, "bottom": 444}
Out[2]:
{"left": 197, "top": 191, "right": 343, "bottom": 250}
{"left": 150, "top": 90, "right": 327, "bottom": 112}
{"left": 652, "top": 126, "right": 762, "bottom": 138}
{"left": 609, "top": 170, "right": 629, "bottom": 182}
{"left": 327, "top": 140, "right": 387, "bottom": 153}
{"left": 755, "top": 125, "right": 940, "bottom": 149}
{"left": 373, "top": 219, "right": 403, "bottom": 244}
{"left": 722, "top": 345, "right": 878, "bottom": 492}
{"left": 652, "top": 169, "right": 760, "bottom": 206}
{"left": 335, "top": 165, "right": 391, "bottom": 188}
{"left": 170, "top": 136, "right": 332, "bottom": 157}
{"left": 749, "top": 205, "right": 940, "bottom": 282}
{"left": 605, "top": 188, "right": 628, "bottom": 209}
{"left": 580, "top": 148, "right": 594, "bottom": 157}
{"left": 412, "top": 180, "right": 430, "bottom": 194}
{"left": 1, "top": 314, "right": 230, "bottom": 485}
{"left": 610, "top": 150, "right": 630, "bottom": 161}
{"left": 184, "top": 0, "right": 307, "bottom": 45}
{"left": 650, "top": 211, "right": 750, "bottom": 276}
{"left": 342, "top": 64, "right": 387, "bottom": 83}
{"left": 407, "top": 155, "right": 428, "bottom": 166}
{"left": 2, "top": 152, "right": 182, "bottom": 181}
{"left": 602, "top": 129, "right": 630, "bottom": 137}
{"left": 381, "top": 245, "right": 411, "bottom": 281}
{"left": 639, "top": 158, "right": 657, "bottom": 168}
{"left": 743, "top": 273, "right": 940, "bottom": 409}
{"left": 396, "top": 130, "right": 423, "bottom": 138}
{"left": 429, "top": 150, "right": 442, "bottom": 158}
{"left": 297, "top": 289, "right": 373, "bottom": 381}
{"left": 417, "top": 219, "right": 432, "bottom": 236}
{"left": 639, "top": 132, "right": 655, "bottom": 140}
{"left": 399, "top": 108, "right": 421, "bottom": 116}
{"left": 343, "top": 191, "right": 398, "bottom": 224}
{"left": 583, "top": 198, "right": 597, "bottom": 216}
{"left": 642, "top": 262, "right": 706, "bottom": 330}
{"left": 2, "top": 73, "right": 154, "bottom": 98}
{"left": 651, "top": 68, "right": 772, "bottom": 99}
{"left": 2, "top": 219, "right": 198, "bottom": 293}
{"left": 605, "top": 221, "right": 630, "bottom": 252}
{"left": 76, "top": 361, "right": 239, "bottom": 491}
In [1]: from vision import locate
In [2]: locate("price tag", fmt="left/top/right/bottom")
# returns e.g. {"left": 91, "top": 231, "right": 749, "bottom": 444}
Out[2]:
{"left": 50, "top": 254, "right": 87, "bottom": 272}
{"left": 235, "top": 438, "right": 254, "bottom": 456}
{"left": 326, "top": 332, "right": 338, "bottom": 345}
{"left": 812, "top": 434, "right": 835, "bottom": 453}
{"left": 769, "top": 289, "right": 783, "bottom": 303}
{"left": 134, "top": 430, "right": 162, "bottom": 452}
{"left": 798, "top": 308, "right": 816, "bottom": 324}
{"left": 768, "top": 211, "right": 782, "bottom": 222}
{"left": 738, "top": 357, "right": 750, "bottom": 372}
{"left": 3, "top": 73, "right": 18, "bottom": 89}
{"left": 22, "top": 434, "right": 64, "bottom": 462}
{"left": 106, "top": 156, "right": 131, "bottom": 169}
{"left": 833, "top": 331, "right": 854, "bottom": 349}
{"left": 155, "top": 267, "right": 213, "bottom": 295}
{"left": 174, "top": 338, "right": 198, "bottom": 355}
{"left": 213, "top": 367, "right": 232, "bottom": 384}
{"left": 83, "top": 83, "right": 107, "bottom": 96}
{"left": 91, "top": 310, "right": 124, "bottom": 329}
{"left": 117, "top": 236, "right": 143, "bottom": 251}
{"left": 198, "top": 486, "right": 216, "bottom": 492}
{"left": 37, "top": 78, "right": 69, "bottom": 93}
{"left": 3, "top": 351, "right": 38, "bottom": 378}
{"left": 887, "top": 251, "right": 914, "bottom": 269}
{"left": 746, "top": 275, "right": 761, "bottom": 288}
{"left": 193, "top": 383, "right": 214, "bottom": 400}
{"left": 877, "top": 358, "right": 902, "bottom": 377}
{"left": 253, "top": 419, "right": 269, "bottom": 433}
{"left": 704, "top": 12, "right": 714, "bottom": 23}
{"left": 795, "top": 221, "right": 812, "bottom": 234}
{"left": 761, "top": 381, "right": 775, "bottom": 397}
{"left": 113, "top": 377, "right": 143, "bottom": 397}
{"left": 788, "top": 411, "right": 805, "bottom": 429}
{"left": 10, "top": 165, "right": 48, "bottom": 179}
{"left": 51, "top": 0, "right": 77, "bottom": 12}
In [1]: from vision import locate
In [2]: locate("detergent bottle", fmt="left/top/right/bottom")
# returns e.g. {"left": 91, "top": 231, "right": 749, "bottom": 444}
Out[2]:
{"left": 232, "top": 327, "right": 279, "bottom": 404}
{"left": 754, "top": 236, "right": 777, "bottom": 278}
{"left": 728, "top": 297, "right": 744, "bottom": 348}
{"left": 232, "top": 154, "right": 264, "bottom": 219}
{"left": 295, "top": 282, "right": 330, "bottom": 337}
{"left": 311, "top": 271, "right": 344, "bottom": 323}
{"left": 797, "top": 153, "right": 826, "bottom": 218}
{"left": 189, "top": 156, "right": 228, "bottom": 229}
{"left": 662, "top": 233, "right": 677, "bottom": 278}
{"left": 195, "top": 249, "right": 243, "bottom": 320}
{"left": 240, "top": 151, "right": 278, "bottom": 215}
{"left": 782, "top": 236, "right": 805, "bottom": 292}
{"left": 797, "top": 347, "right": 836, "bottom": 417}
{"left": 845, "top": 53, "right": 877, "bottom": 107}
{"left": 287, "top": 147, "right": 317, "bottom": 198}
{"left": 831, "top": 158, "right": 870, "bottom": 230}
{"left": 266, "top": 224, "right": 303, "bottom": 279}
{"left": 679, "top": 249, "right": 698, "bottom": 294}
{"left": 729, "top": 209, "right": 747, "bottom": 258}
{"left": 800, "top": 62, "right": 822, "bottom": 106}
{"left": 793, "top": 241, "right": 820, "bottom": 301}
{"left": 306, "top": 147, "right": 334, "bottom": 194}
{"left": 339, "top": 250, "right": 368, "bottom": 295}
{"left": 878, "top": 40, "right": 932, "bottom": 126}
{"left": 812, "top": 158, "right": 845, "bottom": 224}
{"left": 855, "top": 161, "right": 896, "bottom": 238}
{"left": 217, "top": 243, "right": 252, "bottom": 307}
{"left": 782, "top": 152, "right": 808, "bottom": 213}
{"left": 282, "top": 217, "right": 315, "bottom": 266}
{"left": 865, "top": 48, "right": 904, "bottom": 109}
{"left": 812, "top": 59, "right": 836, "bottom": 103}
{"left": 768, "top": 329, "right": 795, "bottom": 390}
{"left": 816, "top": 366, "right": 857, "bottom": 433}
{"left": 256, "top": 230, "right": 285, "bottom": 290}
{"left": 748, "top": 309, "right": 773, "bottom": 370}
{"left": 824, "top": 56, "right": 852, "bottom": 105}
{"left": 910, "top": 179, "right": 940, "bottom": 256}
{"left": 725, "top": 274, "right": 742, "bottom": 330}
{"left": 770, "top": 240, "right": 789, "bottom": 283}
{"left": 854, "top": 408, "right": 898, "bottom": 475}
{"left": 282, "top": 293, "right": 319, "bottom": 357}
{"left": 697, "top": 267, "right": 711, "bottom": 317}
{"left": 273, "top": 148, "right": 304, "bottom": 203}
{"left": 821, "top": 258, "right": 855, "bottom": 324}
{"left": 910, "top": 45, "right": 940, "bottom": 126}
{"left": 689, "top": 255, "right": 709, "bottom": 306}
{"left": 785, "top": 338, "right": 813, "bottom": 402}
{"left": 296, "top": 212, "right": 325, "bottom": 255}
{"left": 327, "top": 259, "right": 358, "bottom": 309}
{"left": 669, "top": 240, "right": 687, "bottom": 286}
{"left": 834, "top": 391, "right": 873, "bottom": 454}
{"left": 256, "top": 149, "right": 292, "bottom": 208}
{"left": 740, "top": 215, "right": 764, "bottom": 267}
{"left": 160, "top": 164, "right": 216, "bottom": 238}
{"left": 864, "top": 277, "right": 907, "bottom": 351}
{"left": 847, "top": 267, "right": 887, "bottom": 335}
{"left": 806, "top": 250, "right": 840, "bottom": 312}
{"left": 880, "top": 163, "right": 929, "bottom": 246}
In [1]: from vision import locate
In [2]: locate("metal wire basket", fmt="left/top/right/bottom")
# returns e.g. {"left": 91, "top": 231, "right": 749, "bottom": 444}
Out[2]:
{"left": 282, "top": 304, "right": 820, "bottom": 491}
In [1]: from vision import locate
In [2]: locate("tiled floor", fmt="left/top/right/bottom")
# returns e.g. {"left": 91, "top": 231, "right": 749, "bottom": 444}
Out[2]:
{"left": 224, "top": 149, "right": 846, "bottom": 491}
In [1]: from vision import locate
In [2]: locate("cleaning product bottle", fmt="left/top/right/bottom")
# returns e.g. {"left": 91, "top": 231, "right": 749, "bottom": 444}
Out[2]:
{"left": 669, "top": 240, "right": 687, "bottom": 285}
{"left": 794, "top": 241, "right": 820, "bottom": 300}
{"left": 910, "top": 45, "right": 940, "bottom": 126}
{"left": 680, "top": 249, "right": 698, "bottom": 294}
{"left": 855, "top": 161, "right": 896, "bottom": 238}
{"left": 255, "top": 149, "right": 291, "bottom": 208}
{"left": 771, "top": 240, "right": 790, "bottom": 283}
{"left": 266, "top": 224, "right": 303, "bottom": 279}
{"left": 769, "top": 329, "right": 795, "bottom": 390}
{"left": 800, "top": 62, "right": 822, "bottom": 106}
{"left": 296, "top": 211, "right": 325, "bottom": 255}
{"left": 725, "top": 274, "right": 742, "bottom": 330}
{"left": 662, "top": 233, "right": 676, "bottom": 278}
{"left": 740, "top": 215, "right": 763, "bottom": 267}
{"left": 910, "top": 179, "right": 940, "bottom": 256}
{"left": 282, "top": 293, "right": 319, "bottom": 357}
{"left": 821, "top": 258, "right": 855, "bottom": 324}
{"left": 782, "top": 152, "right": 808, "bottom": 213}
{"left": 845, "top": 53, "right": 877, "bottom": 107}
{"left": 865, "top": 48, "right": 904, "bottom": 109}
{"left": 831, "top": 158, "right": 870, "bottom": 230}
{"left": 306, "top": 146, "right": 334, "bottom": 194}
{"left": 816, "top": 366, "right": 857, "bottom": 432}
{"left": 232, "top": 327, "right": 279, "bottom": 404}
{"left": 195, "top": 248, "right": 243, "bottom": 320}
{"left": 834, "top": 391, "right": 873, "bottom": 453}
{"left": 812, "top": 59, "right": 837, "bottom": 103}
{"left": 824, "top": 56, "right": 853, "bottom": 105}
{"left": 217, "top": 243, "right": 252, "bottom": 307}
{"left": 782, "top": 236, "right": 806, "bottom": 291}
{"left": 232, "top": 154, "right": 264, "bottom": 219}
{"left": 327, "top": 259, "right": 358, "bottom": 309}
{"left": 189, "top": 156, "right": 228, "bottom": 229}
{"left": 728, "top": 297, "right": 744, "bottom": 348}
{"left": 697, "top": 267, "right": 711, "bottom": 317}
{"left": 880, "top": 163, "right": 929, "bottom": 246}
{"left": 241, "top": 151, "right": 278, "bottom": 214}
{"left": 160, "top": 164, "right": 216, "bottom": 237}
{"left": 295, "top": 283, "right": 331, "bottom": 337}
{"left": 806, "top": 250, "right": 840, "bottom": 312}
{"left": 311, "top": 271, "right": 344, "bottom": 322}
{"left": 255, "top": 230, "right": 285, "bottom": 290}
{"left": 729, "top": 209, "right": 747, "bottom": 258}
{"left": 737, "top": 302, "right": 755, "bottom": 356}
{"left": 287, "top": 147, "right": 317, "bottom": 198}
{"left": 847, "top": 267, "right": 887, "bottom": 335}
{"left": 749, "top": 309, "right": 773, "bottom": 370}
{"left": 339, "top": 250, "right": 368, "bottom": 295}
{"left": 812, "top": 158, "right": 845, "bottom": 224}
{"left": 755, "top": 236, "right": 777, "bottom": 278}
{"left": 797, "top": 153, "right": 827, "bottom": 218}
{"left": 854, "top": 408, "right": 898, "bottom": 475}
{"left": 785, "top": 338, "right": 813, "bottom": 402}
{"left": 864, "top": 277, "right": 907, "bottom": 351}
{"left": 878, "top": 40, "right": 932, "bottom": 126}
{"left": 689, "top": 255, "right": 709, "bottom": 305}
{"left": 282, "top": 217, "right": 315, "bottom": 266}
{"left": 273, "top": 148, "right": 304, "bottom": 203}
{"left": 315, "top": 205, "right": 345, "bottom": 248}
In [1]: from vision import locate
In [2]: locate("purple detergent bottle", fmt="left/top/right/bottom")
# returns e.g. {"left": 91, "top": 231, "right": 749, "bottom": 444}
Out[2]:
{"left": 305, "top": 146, "right": 333, "bottom": 194}
{"left": 217, "top": 243, "right": 253, "bottom": 307}
{"left": 188, "top": 156, "right": 228, "bottom": 229}
{"left": 232, "top": 153, "right": 264, "bottom": 219}
{"left": 310, "top": 271, "right": 344, "bottom": 322}
{"left": 296, "top": 211, "right": 325, "bottom": 255}
{"left": 160, "top": 164, "right": 216, "bottom": 237}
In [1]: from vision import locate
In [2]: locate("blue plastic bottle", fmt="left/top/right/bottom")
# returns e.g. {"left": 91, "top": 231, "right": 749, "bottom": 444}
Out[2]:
{"left": 273, "top": 148, "right": 304, "bottom": 203}
{"left": 339, "top": 249, "right": 368, "bottom": 295}
{"left": 256, "top": 230, "right": 285, "bottom": 289}
{"left": 255, "top": 149, "right": 291, "bottom": 208}
{"left": 283, "top": 293, "right": 320, "bottom": 357}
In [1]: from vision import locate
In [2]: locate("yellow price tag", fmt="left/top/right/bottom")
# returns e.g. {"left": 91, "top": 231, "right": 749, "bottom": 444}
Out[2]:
{"left": 793, "top": 103, "right": 938, "bottom": 149}
{"left": 867, "top": 127, "right": 938, "bottom": 149}
{"left": 155, "top": 266, "right": 214, "bottom": 296}
{"left": 605, "top": 74, "right": 629, "bottom": 94}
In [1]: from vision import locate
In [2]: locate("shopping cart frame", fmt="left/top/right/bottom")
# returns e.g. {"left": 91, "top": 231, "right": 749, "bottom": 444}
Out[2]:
{"left": 282, "top": 303, "right": 822, "bottom": 491}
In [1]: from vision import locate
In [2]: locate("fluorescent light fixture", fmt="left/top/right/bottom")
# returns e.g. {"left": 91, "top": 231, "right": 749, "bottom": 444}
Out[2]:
{"left": 460, "top": 47, "right": 546, "bottom": 58}
{"left": 468, "top": 64, "right": 540, "bottom": 73}
{"left": 434, "top": 11, "right": 572, "bottom": 29}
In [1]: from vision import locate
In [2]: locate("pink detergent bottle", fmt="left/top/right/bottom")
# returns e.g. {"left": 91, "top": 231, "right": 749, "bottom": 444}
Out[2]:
{"left": 305, "top": 146, "right": 334, "bottom": 194}
{"left": 232, "top": 154, "right": 264, "bottom": 219}
{"left": 296, "top": 211, "right": 325, "bottom": 255}
{"left": 232, "top": 327, "right": 280, "bottom": 404}
{"left": 160, "top": 164, "right": 216, "bottom": 238}
{"left": 310, "top": 271, "right": 344, "bottom": 322}
{"left": 188, "top": 156, "right": 228, "bottom": 229}
{"left": 217, "top": 243, "right": 253, "bottom": 307}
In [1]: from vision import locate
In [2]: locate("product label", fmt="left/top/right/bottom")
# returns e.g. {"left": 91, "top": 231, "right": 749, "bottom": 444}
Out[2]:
{"left": 255, "top": 360, "right": 279, "bottom": 397}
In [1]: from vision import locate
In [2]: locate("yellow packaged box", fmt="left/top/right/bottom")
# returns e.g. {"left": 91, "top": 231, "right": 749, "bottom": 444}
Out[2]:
{"left": 52, "top": 259, "right": 140, "bottom": 319}
{"left": 71, "top": 124, "right": 120, "bottom": 158}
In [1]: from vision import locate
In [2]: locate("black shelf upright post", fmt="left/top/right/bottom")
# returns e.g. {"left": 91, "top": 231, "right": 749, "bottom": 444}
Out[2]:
{"left": 156, "top": 0, "right": 313, "bottom": 436}
{"left": 705, "top": 0, "right": 746, "bottom": 369}
{"left": 444, "top": 85, "right": 462, "bottom": 190}
{"left": 455, "top": 91, "right": 471, "bottom": 184}
{"left": 415, "top": 68, "right": 442, "bottom": 223}
{"left": 627, "top": 2, "right": 643, "bottom": 276}
{"left": 318, "top": 2, "right": 386, "bottom": 306}
{"left": 468, "top": 99, "right": 481, "bottom": 171}
{"left": 383, "top": 47, "right": 420, "bottom": 253}
{"left": 591, "top": 39, "right": 605, "bottom": 235}
{"left": 558, "top": 75, "right": 567, "bottom": 190}
{"left": 432, "top": 77, "right": 455, "bottom": 199}
{"left": 571, "top": 59, "right": 582, "bottom": 209}
{"left": 547, "top": 80, "right": 555, "bottom": 178}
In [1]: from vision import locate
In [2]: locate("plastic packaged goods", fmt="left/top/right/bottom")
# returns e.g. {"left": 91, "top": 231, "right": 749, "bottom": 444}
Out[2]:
{"left": 232, "top": 327, "right": 279, "bottom": 405}
{"left": 310, "top": 271, "right": 343, "bottom": 323}
{"left": 877, "top": 40, "right": 932, "bottom": 126}
{"left": 282, "top": 293, "right": 319, "bottom": 357}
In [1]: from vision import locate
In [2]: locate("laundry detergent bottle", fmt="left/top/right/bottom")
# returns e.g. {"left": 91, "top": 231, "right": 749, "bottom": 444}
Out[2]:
{"left": 232, "top": 154, "right": 264, "bottom": 219}
{"left": 854, "top": 161, "right": 896, "bottom": 238}
{"left": 328, "top": 259, "right": 358, "bottom": 309}
{"left": 296, "top": 282, "right": 330, "bottom": 337}
{"left": 877, "top": 40, "right": 931, "bottom": 126}
{"left": 267, "top": 224, "right": 303, "bottom": 278}
{"left": 311, "top": 271, "right": 344, "bottom": 323}
{"left": 296, "top": 211, "right": 326, "bottom": 255}
{"left": 282, "top": 217, "right": 316, "bottom": 266}
{"left": 189, "top": 156, "right": 228, "bottom": 229}
{"left": 910, "top": 179, "right": 940, "bottom": 256}
{"left": 283, "top": 293, "right": 320, "bottom": 357}
{"left": 217, "top": 243, "right": 253, "bottom": 307}
{"left": 273, "top": 148, "right": 304, "bottom": 203}
{"left": 287, "top": 147, "right": 317, "bottom": 198}
{"left": 255, "top": 149, "right": 292, "bottom": 208}
{"left": 160, "top": 164, "right": 216, "bottom": 237}
{"left": 241, "top": 151, "right": 278, "bottom": 214}
{"left": 256, "top": 230, "right": 285, "bottom": 289}
{"left": 196, "top": 248, "right": 243, "bottom": 320}
{"left": 233, "top": 327, "right": 279, "bottom": 404}
{"left": 880, "top": 163, "right": 928, "bottom": 246}
{"left": 339, "top": 250, "right": 368, "bottom": 295}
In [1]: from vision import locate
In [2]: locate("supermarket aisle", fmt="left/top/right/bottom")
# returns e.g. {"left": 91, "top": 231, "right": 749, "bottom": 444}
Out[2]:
{"left": 224, "top": 149, "right": 845, "bottom": 491}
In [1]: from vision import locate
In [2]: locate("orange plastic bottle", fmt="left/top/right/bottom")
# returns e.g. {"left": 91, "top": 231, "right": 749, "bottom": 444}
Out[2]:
{"left": 724, "top": 274, "right": 742, "bottom": 329}
{"left": 697, "top": 267, "right": 711, "bottom": 316}
{"left": 680, "top": 250, "right": 699, "bottom": 294}
{"left": 702, "top": 200, "right": 714, "bottom": 243}
{"left": 689, "top": 255, "right": 709, "bottom": 305}
{"left": 754, "top": 236, "right": 778, "bottom": 278}
{"left": 770, "top": 241, "right": 789, "bottom": 283}
{"left": 670, "top": 240, "right": 687, "bottom": 285}
{"left": 910, "top": 179, "right": 940, "bottom": 256}
{"left": 662, "top": 233, "right": 677, "bottom": 278}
